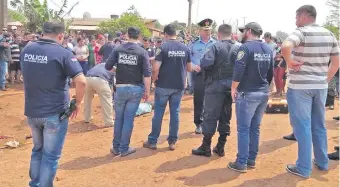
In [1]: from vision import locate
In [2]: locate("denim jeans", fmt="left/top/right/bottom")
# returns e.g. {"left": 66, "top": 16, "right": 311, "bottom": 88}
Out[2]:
{"left": 235, "top": 92, "right": 269, "bottom": 166}
{"left": 186, "top": 72, "right": 194, "bottom": 92}
{"left": 202, "top": 79, "right": 232, "bottom": 137}
{"left": 287, "top": 88, "right": 328, "bottom": 177}
{"left": 28, "top": 114, "right": 68, "bottom": 187}
{"left": 147, "top": 87, "right": 184, "bottom": 145}
{"left": 0, "top": 60, "right": 8, "bottom": 89}
{"left": 79, "top": 61, "right": 88, "bottom": 75}
{"left": 113, "top": 85, "right": 144, "bottom": 153}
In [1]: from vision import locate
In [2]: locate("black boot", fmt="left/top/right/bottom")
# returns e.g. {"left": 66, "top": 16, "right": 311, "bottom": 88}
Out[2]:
{"left": 192, "top": 136, "right": 212, "bottom": 157}
{"left": 213, "top": 134, "right": 227, "bottom": 157}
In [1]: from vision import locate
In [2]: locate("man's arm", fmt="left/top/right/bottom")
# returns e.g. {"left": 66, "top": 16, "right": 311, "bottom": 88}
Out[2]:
{"left": 328, "top": 36, "right": 340, "bottom": 82}
{"left": 142, "top": 51, "right": 152, "bottom": 100}
{"left": 281, "top": 29, "right": 304, "bottom": 69}
{"left": 152, "top": 46, "right": 163, "bottom": 82}
{"left": 105, "top": 49, "right": 117, "bottom": 70}
{"left": 63, "top": 52, "right": 87, "bottom": 112}
{"left": 231, "top": 46, "right": 249, "bottom": 100}
{"left": 186, "top": 47, "right": 192, "bottom": 72}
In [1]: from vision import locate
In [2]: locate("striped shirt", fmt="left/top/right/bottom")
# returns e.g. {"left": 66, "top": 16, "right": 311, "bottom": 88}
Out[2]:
{"left": 285, "top": 24, "right": 339, "bottom": 89}
{"left": 10, "top": 43, "right": 20, "bottom": 62}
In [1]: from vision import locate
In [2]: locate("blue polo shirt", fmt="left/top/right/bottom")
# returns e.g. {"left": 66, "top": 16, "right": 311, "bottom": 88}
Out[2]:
{"left": 87, "top": 63, "right": 114, "bottom": 85}
{"left": 155, "top": 39, "right": 191, "bottom": 90}
{"left": 21, "top": 39, "right": 83, "bottom": 118}
{"left": 232, "top": 40, "right": 274, "bottom": 92}
{"left": 189, "top": 37, "right": 216, "bottom": 65}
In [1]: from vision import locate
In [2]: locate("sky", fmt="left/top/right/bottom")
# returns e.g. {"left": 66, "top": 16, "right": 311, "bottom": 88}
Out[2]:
{"left": 12, "top": 0, "right": 331, "bottom": 34}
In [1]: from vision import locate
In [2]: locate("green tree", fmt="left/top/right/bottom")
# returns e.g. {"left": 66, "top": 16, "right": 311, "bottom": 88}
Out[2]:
{"left": 154, "top": 20, "right": 163, "bottom": 29}
{"left": 98, "top": 6, "right": 151, "bottom": 37}
{"left": 324, "top": 0, "right": 339, "bottom": 38}
{"left": 9, "top": 0, "right": 79, "bottom": 32}
{"left": 324, "top": 23, "right": 339, "bottom": 39}
{"left": 169, "top": 20, "right": 186, "bottom": 30}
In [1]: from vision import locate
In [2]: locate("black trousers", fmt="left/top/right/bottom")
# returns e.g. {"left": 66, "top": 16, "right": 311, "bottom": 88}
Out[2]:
{"left": 193, "top": 73, "right": 205, "bottom": 127}
{"left": 202, "top": 80, "right": 232, "bottom": 137}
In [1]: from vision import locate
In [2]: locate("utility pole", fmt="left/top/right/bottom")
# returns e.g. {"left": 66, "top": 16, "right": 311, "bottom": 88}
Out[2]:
{"left": 188, "top": 0, "right": 193, "bottom": 34}
{"left": 240, "top": 17, "right": 247, "bottom": 26}
{"left": 0, "top": 0, "right": 8, "bottom": 29}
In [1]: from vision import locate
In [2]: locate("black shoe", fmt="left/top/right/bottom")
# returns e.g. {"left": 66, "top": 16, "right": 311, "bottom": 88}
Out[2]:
{"left": 333, "top": 116, "right": 340, "bottom": 121}
{"left": 328, "top": 150, "right": 339, "bottom": 160}
{"left": 227, "top": 162, "right": 247, "bottom": 173}
{"left": 212, "top": 134, "right": 227, "bottom": 157}
{"left": 110, "top": 147, "right": 120, "bottom": 156}
{"left": 286, "top": 164, "right": 309, "bottom": 179}
{"left": 247, "top": 160, "right": 256, "bottom": 169}
{"left": 335, "top": 146, "right": 339, "bottom": 151}
{"left": 283, "top": 133, "right": 296, "bottom": 141}
{"left": 192, "top": 136, "right": 212, "bottom": 157}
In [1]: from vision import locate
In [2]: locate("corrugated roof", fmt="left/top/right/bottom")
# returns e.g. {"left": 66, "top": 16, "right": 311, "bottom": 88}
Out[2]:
{"left": 66, "top": 18, "right": 158, "bottom": 26}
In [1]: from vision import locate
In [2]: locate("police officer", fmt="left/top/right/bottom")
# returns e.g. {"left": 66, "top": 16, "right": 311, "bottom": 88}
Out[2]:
{"left": 192, "top": 24, "right": 241, "bottom": 157}
{"left": 189, "top": 18, "right": 216, "bottom": 134}
{"left": 84, "top": 63, "right": 114, "bottom": 127}
{"left": 21, "top": 21, "right": 87, "bottom": 186}
{"left": 106, "top": 26, "right": 151, "bottom": 157}
{"left": 228, "top": 22, "right": 273, "bottom": 173}
{"left": 99, "top": 34, "right": 115, "bottom": 63}
{"left": 143, "top": 24, "right": 192, "bottom": 151}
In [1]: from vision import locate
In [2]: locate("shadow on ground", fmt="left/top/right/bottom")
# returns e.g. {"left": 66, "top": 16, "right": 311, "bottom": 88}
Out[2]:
{"left": 158, "top": 132, "right": 201, "bottom": 145}
{"left": 67, "top": 121, "right": 108, "bottom": 134}
{"left": 259, "top": 138, "right": 295, "bottom": 155}
{"left": 155, "top": 155, "right": 219, "bottom": 173}
{"left": 177, "top": 167, "right": 240, "bottom": 186}
{"left": 59, "top": 147, "right": 169, "bottom": 170}
{"left": 236, "top": 173, "right": 303, "bottom": 187}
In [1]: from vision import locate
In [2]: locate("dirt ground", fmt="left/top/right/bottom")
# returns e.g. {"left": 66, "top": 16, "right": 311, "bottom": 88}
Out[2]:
{"left": 0, "top": 84, "right": 339, "bottom": 187}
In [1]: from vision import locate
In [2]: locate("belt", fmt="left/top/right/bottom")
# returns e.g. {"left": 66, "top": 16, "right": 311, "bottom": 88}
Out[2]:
{"left": 87, "top": 76, "right": 100, "bottom": 78}
{"left": 116, "top": 84, "right": 137, "bottom": 87}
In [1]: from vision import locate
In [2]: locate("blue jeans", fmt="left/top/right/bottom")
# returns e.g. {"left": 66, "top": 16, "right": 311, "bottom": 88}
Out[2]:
{"left": 186, "top": 72, "right": 194, "bottom": 92}
{"left": 28, "top": 114, "right": 68, "bottom": 187}
{"left": 113, "top": 85, "right": 144, "bottom": 153}
{"left": 235, "top": 92, "right": 269, "bottom": 166}
{"left": 287, "top": 88, "right": 328, "bottom": 177}
{"left": 79, "top": 61, "right": 88, "bottom": 75}
{"left": 148, "top": 87, "right": 184, "bottom": 144}
{"left": 0, "top": 60, "right": 8, "bottom": 89}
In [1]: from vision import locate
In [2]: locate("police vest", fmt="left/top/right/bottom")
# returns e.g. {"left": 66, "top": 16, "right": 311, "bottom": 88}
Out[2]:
{"left": 115, "top": 48, "right": 144, "bottom": 85}
{"left": 211, "top": 40, "right": 239, "bottom": 80}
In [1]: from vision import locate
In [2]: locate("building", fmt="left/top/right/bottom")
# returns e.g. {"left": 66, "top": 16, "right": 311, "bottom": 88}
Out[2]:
{"left": 66, "top": 16, "right": 163, "bottom": 37}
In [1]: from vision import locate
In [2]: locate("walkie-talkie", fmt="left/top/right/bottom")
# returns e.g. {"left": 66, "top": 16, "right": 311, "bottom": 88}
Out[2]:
{"left": 59, "top": 99, "right": 77, "bottom": 121}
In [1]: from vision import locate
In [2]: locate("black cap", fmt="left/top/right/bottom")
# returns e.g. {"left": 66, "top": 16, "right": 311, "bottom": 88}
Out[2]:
{"left": 128, "top": 27, "right": 140, "bottom": 37}
{"left": 198, "top": 18, "right": 213, "bottom": 30}
{"left": 238, "top": 22, "right": 263, "bottom": 34}
{"left": 264, "top": 32, "right": 272, "bottom": 38}
{"left": 43, "top": 22, "right": 65, "bottom": 34}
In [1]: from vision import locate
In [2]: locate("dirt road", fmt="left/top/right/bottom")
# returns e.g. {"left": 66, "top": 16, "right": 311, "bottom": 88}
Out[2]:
{"left": 0, "top": 85, "right": 339, "bottom": 187}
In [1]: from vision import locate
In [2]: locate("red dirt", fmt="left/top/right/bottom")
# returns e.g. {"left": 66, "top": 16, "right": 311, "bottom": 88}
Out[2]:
{"left": 0, "top": 84, "right": 339, "bottom": 187}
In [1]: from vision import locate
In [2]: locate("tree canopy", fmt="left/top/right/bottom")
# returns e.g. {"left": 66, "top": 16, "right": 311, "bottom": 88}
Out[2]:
{"left": 324, "top": 0, "right": 339, "bottom": 39}
{"left": 98, "top": 6, "right": 151, "bottom": 37}
{"left": 9, "top": 0, "right": 79, "bottom": 32}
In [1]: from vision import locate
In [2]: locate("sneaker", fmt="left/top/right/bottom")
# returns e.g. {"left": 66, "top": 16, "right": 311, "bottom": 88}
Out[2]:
{"left": 143, "top": 142, "right": 157, "bottom": 150}
{"left": 286, "top": 164, "right": 309, "bottom": 179}
{"left": 104, "top": 123, "right": 114, "bottom": 128}
{"left": 169, "top": 143, "right": 176, "bottom": 151}
{"left": 120, "top": 147, "right": 136, "bottom": 157}
{"left": 329, "top": 105, "right": 334, "bottom": 110}
{"left": 312, "top": 159, "right": 328, "bottom": 171}
{"left": 195, "top": 126, "right": 202, "bottom": 134}
{"left": 110, "top": 147, "right": 120, "bottom": 156}
{"left": 227, "top": 162, "right": 247, "bottom": 173}
{"left": 247, "top": 160, "right": 256, "bottom": 169}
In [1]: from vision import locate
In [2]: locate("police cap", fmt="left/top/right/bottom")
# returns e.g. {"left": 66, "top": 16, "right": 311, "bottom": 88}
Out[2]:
{"left": 43, "top": 21, "right": 65, "bottom": 35}
{"left": 238, "top": 22, "right": 263, "bottom": 35}
{"left": 198, "top": 18, "right": 213, "bottom": 30}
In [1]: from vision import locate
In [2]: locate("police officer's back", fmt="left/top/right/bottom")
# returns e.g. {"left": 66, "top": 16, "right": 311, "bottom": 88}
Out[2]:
{"left": 20, "top": 21, "right": 86, "bottom": 187}
{"left": 192, "top": 24, "right": 240, "bottom": 157}
{"left": 105, "top": 26, "right": 151, "bottom": 157}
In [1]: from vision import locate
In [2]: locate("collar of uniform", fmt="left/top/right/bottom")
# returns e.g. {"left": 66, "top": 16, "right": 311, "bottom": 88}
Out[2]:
{"left": 221, "top": 39, "right": 234, "bottom": 43}
{"left": 199, "top": 36, "right": 214, "bottom": 44}
{"left": 38, "top": 38, "right": 58, "bottom": 44}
